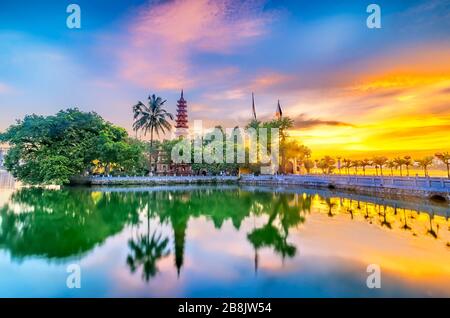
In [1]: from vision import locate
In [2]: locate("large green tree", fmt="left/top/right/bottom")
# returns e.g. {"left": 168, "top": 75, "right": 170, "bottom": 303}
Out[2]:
{"left": 0, "top": 108, "right": 146, "bottom": 184}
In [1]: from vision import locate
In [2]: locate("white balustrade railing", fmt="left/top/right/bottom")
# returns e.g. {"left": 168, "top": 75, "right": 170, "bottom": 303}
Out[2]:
{"left": 240, "top": 174, "right": 450, "bottom": 193}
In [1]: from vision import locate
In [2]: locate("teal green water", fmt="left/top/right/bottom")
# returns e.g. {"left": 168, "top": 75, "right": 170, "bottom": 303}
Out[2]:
{"left": 0, "top": 185, "right": 449, "bottom": 297}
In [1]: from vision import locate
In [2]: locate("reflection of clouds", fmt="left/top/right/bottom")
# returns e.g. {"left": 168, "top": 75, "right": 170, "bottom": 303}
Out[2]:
{"left": 0, "top": 189, "right": 13, "bottom": 207}
{"left": 293, "top": 209, "right": 450, "bottom": 282}
{"left": 111, "top": 256, "right": 181, "bottom": 297}
{"left": 1, "top": 188, "right": 449, "bottom": 296}
{"left": 186, "top": 217, "right": 254, "bottom": 274}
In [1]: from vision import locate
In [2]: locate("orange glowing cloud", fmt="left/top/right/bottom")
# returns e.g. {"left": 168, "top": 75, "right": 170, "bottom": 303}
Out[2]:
{"left": 250, "top": 72, "right": 292, "bottom": 91}
{"left": 284, "top": 43, "right": 450, "bottom": 158}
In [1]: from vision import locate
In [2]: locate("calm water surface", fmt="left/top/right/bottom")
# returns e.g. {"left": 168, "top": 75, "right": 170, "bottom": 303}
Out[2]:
{"left": 0, "top": 185, "right": 449, "bottom": 297}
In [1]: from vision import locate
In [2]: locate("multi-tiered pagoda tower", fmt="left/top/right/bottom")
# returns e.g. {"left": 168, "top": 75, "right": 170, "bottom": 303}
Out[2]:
{"left": 175, "top": 90, "right": 189, "bottom": 138}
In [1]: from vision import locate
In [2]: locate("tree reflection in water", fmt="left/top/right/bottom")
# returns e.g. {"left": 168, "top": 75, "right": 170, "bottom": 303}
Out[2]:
{"left": 0, "top": 186, "right": 448, "bottom": 283}
{"left": 126, "top": 191, "right": 171, "bottom": 281}
{"left": 127, "top": 231, "right": 170, "bottom": 281}
{"left": 247, "top": 193, "right": 310, "bottom": 267}
{"left": 0, "top": 188, "right": 141, "bottom": 259}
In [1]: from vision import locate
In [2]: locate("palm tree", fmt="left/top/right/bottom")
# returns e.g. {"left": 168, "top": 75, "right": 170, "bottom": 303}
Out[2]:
{"left": 284, "top": 141, "right": 311, "bottom": 174}
{"left": 352, "top": 160, "right": 361, "bottom": 175}
{"left": 435, "top": 152, "right": 450, "bottom": 178}
{"left": 342, "top": 158, "right": 352, "bottom": 175}
{"left": 336, "top": 156, "right": 341, "bottom": 174}
{"left": 386, "top": 160, "right": 396, "bottom": 176}
{"left": 372, "top": 156, "right": 388, "bottom": 176}
{"left": 132, "top": 94, "right": 174, "bottom": 174}
{"left": 360, "top": 159, "right": 371, "bottom": 176}
{"left": 303, "top": 159, "right": 314, "bottom": 174}
{"left": 404, "top": 156, "right": 413, "bottom": 176}
{"left": 415, "top": 156, "right": 434, "bottom": 177}
{"left": 393, "top": 157, "right": 406, "bottom": 176}
{"left": 246, "top": 119, "right": 261, "bottom": 130}
{"left": 317, "top": 156, "right": 336, "bottom": 174}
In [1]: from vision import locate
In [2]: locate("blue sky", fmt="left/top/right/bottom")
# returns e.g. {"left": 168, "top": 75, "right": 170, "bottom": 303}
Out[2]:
{"left": 1, "top": 0, "right": 449, "bottom": 156}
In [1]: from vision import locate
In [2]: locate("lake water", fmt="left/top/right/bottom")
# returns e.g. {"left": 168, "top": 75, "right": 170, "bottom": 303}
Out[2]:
{"left": 0, "top": 185, "right": 449, "bottom": 297}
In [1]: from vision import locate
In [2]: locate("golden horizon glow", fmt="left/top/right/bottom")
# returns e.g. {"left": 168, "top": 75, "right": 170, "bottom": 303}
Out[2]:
{"left": 288, "top": 50, "right": 450, "bottom": 159}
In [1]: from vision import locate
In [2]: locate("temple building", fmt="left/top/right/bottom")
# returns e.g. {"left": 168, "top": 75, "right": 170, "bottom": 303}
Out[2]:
{"left": 175, "top": 90, "right": 189, "bottom": 138}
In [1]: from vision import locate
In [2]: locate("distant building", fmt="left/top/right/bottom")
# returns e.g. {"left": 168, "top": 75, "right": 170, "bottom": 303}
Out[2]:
{"left": 175, "top": 90, "right": 189, "bottom": 138}
{"left": 155, "top": 145, "right": 192, "bottom": 176}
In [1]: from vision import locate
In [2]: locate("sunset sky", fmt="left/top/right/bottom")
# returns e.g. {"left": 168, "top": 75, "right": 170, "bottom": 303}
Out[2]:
{"left": 0, "top": 0, "right": 449, "bottom": 158}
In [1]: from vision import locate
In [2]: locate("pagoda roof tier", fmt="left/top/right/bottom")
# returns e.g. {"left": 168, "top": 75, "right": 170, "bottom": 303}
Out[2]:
{"left": 175, "top": 90, "right": 189, "bottom": 130}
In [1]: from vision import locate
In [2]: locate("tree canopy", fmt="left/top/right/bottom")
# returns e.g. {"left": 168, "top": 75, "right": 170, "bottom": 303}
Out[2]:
{"left": 0, "top": 108, "right": 146, "bottom": 184}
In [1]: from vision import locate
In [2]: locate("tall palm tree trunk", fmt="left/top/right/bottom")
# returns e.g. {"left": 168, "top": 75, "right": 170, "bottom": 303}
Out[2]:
{"left": 149, "top": 127, "right": 154, "bottom": 175}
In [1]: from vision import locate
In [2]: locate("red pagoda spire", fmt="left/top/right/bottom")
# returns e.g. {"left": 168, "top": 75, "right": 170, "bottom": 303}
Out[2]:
{"left": 175, "top": 90, "right": 189, "bottom": 137}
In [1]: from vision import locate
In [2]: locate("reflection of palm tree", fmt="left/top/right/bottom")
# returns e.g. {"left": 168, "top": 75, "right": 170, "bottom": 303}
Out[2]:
{"left": 127, "top": 192, "right": 170, "bottom": 282}
{"left": 364, "top": 204, "right": 372, "bottom": 223}
{"left": 325, "top": 198, "right": 335, "bottom": 217}
{"left": 427, "top": 213, "right": 438, "bottom": 239}
{"left": 127, "top": 231, "right": 170, "bottom": 282}
{"left": 251, "top": 215, "right": 259, "bottom": 275}
{"left": 347, "top": 199, "right": 354, "bottom": 219}
{"left": 380, "top": 206, "right": 392, "bottom": 229}
{"left": 401, "top": 209, "right": 411, "bottom": 231}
